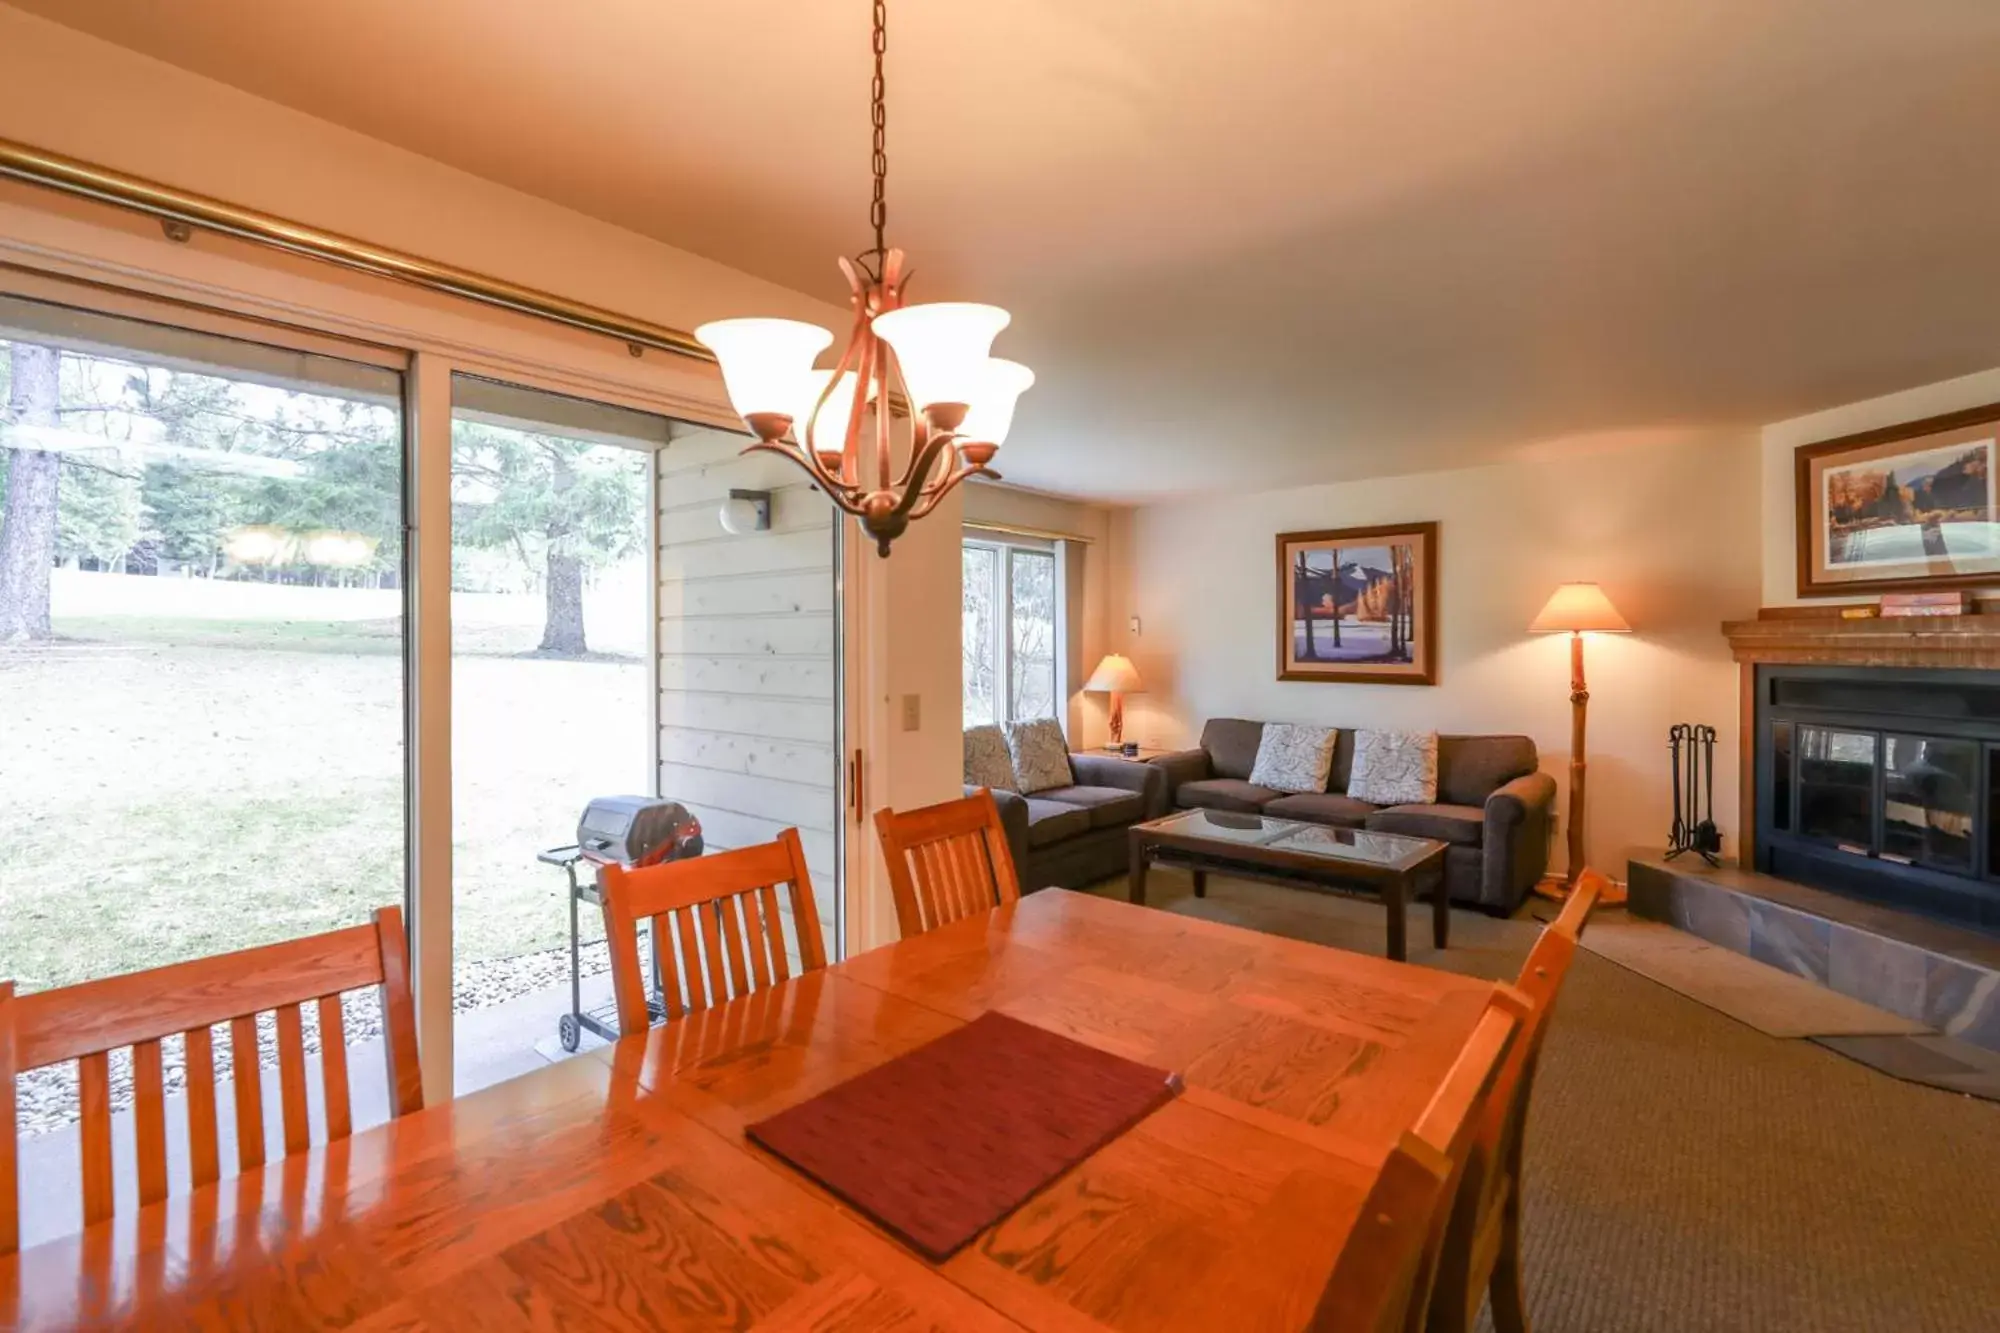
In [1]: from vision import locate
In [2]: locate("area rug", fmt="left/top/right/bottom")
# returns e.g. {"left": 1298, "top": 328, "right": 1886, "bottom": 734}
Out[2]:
{"left": 1813, "top": 1033, "right": 2000, "bottom": 1102}
{"left": 1578, "top": 920, "right": 1930, "bottom": 1039}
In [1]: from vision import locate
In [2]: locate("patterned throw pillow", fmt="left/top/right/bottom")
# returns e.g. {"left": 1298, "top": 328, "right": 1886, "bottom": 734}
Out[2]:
{"left": 963, "top": 724, "right": 1018, "bottom": 792}
{"left": 1347, "top": 730, "right": 1439, "bottom": 805}
{"left": 1006, "top": 717, "right": 1074, "bottom": 794}
{"left": 1247, "top": 724, "right": 1338, "bottom": 794}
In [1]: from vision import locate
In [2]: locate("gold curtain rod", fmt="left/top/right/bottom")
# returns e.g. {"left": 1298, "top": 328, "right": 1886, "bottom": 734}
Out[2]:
{"left": 0, "top": 137, "right": 715, "bottom": 363}
{"left": 963, "top": 519, "right": 1095, "bottom": 546}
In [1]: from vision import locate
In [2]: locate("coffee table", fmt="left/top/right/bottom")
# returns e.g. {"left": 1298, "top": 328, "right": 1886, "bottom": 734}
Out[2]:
{"left": 1128, "top": 808, "right": 1450, "bottom": 961}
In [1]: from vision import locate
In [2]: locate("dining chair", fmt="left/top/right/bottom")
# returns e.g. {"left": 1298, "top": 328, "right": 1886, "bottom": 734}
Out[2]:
{"left": 1424, "top": 866, "right": 1606, "bottom": 1333}
{"left": 597, "top": 827, "right": 825, "bottom": 1033}
{"left": 1313, "top": 994, "right": 1523, "bottom": 1332}
{"left": 873, "top": 789, "right": 1021, "bottom": 938}
{"left": 0, "top": 905, "right": 422, "bottom": 1255}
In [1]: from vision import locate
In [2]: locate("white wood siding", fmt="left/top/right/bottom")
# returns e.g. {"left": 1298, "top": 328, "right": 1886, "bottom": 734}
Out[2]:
{"left": 656, "top": 426, "right": 839, "bottom": 953}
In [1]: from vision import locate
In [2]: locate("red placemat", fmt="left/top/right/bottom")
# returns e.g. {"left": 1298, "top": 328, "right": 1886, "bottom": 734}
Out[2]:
{"left": 745, "top": 1011, "right": 1182, "bottom": 1261}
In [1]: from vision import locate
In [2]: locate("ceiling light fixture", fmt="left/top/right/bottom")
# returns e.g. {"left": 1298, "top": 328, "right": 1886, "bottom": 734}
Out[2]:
{"left": 694, "top": 0, "right": 1032, "bottom": 556}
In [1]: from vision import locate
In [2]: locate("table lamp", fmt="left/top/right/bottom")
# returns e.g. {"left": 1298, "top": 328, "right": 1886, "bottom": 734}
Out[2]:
{"left": 1083, "top": 654, "right": 1144, "bottom": 749}
{"left": 1529, "top": 583, "right": 1630, "bottom": 893}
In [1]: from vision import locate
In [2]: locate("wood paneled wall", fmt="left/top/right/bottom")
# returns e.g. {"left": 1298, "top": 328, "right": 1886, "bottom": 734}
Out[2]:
{"left": 656, "top": 427, "right": 839, "bottom": 958}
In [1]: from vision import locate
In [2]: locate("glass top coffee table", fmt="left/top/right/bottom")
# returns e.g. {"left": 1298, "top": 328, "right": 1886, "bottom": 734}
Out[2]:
{"left": 1128, "top": 808, "right": 1450, "bottom": 961}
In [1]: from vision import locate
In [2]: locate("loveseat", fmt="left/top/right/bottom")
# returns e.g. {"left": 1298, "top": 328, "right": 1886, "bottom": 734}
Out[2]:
{"left": 1151, "top": 718, "right": 1555, "bottom": 913}
{"left": 963, "top": 723, "right": 1170, "bottom": 891}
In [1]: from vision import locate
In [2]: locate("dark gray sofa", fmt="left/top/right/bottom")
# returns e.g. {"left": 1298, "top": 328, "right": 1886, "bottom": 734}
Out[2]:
{"left": 1151, "top": 718, "right": 1555, "bottom": 913}
{"left": 968, "top": 753, "right": 1170, "bottom": 892}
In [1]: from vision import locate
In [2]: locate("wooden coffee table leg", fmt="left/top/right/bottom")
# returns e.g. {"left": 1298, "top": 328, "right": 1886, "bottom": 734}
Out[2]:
{"left": 1129, "top": 835, "right": 1149, "bottom": 906}
{"left": 1191, "top": 868, "right": 1208, "bottom": 898}
{"left": 1386, "top": 873, "right": 1408, "bottom": 962}
{"left": 1431, "top": 862, "right": 1450, "bottom": 949}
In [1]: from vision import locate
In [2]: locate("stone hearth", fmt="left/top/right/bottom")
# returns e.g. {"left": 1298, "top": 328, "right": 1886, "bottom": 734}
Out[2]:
{"left": 1629, "top": 853, "right": 2000, "bottom": 1055}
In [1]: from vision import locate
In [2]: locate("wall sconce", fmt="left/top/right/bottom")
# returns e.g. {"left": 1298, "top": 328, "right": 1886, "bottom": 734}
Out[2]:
{"left": 718, "top": 488, "right": 772, "bottom": 535}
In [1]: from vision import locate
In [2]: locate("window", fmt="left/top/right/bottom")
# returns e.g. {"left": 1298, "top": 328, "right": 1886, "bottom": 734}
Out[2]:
{"left": 0, "top": 292, "right": 407, "bottom": 1142}
{"left": 963, "top": 534, "right": 1061, "bottom": 728}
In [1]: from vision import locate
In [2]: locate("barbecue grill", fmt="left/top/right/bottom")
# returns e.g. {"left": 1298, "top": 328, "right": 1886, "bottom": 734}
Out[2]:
{"left": 539, "top": 796, "right": 703, "bottom": 1051}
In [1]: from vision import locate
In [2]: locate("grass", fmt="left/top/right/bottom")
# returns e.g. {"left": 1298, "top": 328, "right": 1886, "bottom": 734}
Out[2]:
{"left": 0, "top": 602, "right": 648, "bottom": 993}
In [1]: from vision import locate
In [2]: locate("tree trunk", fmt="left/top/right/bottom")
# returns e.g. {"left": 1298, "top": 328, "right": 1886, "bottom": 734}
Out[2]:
{"left": 1294, "top": 553, "right": 1318, "bottom": 660}
{"left": 538, "top": 447, "right": 587, "bottom": 655}
{"left": 0, "top": 343, "right": 61, "bottom": 642}
{"left": 1329, "top": 548, "right": 1342, "bottom": 649}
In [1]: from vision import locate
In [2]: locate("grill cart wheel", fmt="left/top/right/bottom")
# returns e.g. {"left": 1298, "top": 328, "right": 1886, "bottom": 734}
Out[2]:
{"left": 557, "top": 1012, "right": 582, "bottom": 1053}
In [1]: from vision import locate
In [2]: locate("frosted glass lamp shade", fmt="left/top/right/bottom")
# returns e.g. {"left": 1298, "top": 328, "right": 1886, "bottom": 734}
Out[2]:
{"left": 1529, "top": 583, "right": 1631, "bottom": 633}
{"left": 797, "top": 369, "right": 874, "bottom": 452}
{"left": 958, "top": 359, "right": 1036, "bottom": 447}
{"left": 871, "top": 303, "right": 1011, "bottom": 410}
{"left": 693, "top": 318, "right": 833, "bottom": 420}
{"left": 1084, "top": 654, "right": 1143, "bottom": 694}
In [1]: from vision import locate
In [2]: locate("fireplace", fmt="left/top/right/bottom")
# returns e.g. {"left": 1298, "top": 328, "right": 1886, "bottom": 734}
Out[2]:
{"left": 1753, "top": 664, "right": 2000, "bottom": 929}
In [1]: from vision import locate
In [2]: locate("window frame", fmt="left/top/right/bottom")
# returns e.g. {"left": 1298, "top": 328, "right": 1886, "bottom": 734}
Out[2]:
{"left": 963, "top": 532, "right": 1063, "bottom": 731}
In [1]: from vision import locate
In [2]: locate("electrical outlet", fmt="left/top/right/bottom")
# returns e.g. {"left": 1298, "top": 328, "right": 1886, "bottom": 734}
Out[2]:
{"left": 1129, "top": 615, "right": 1142, "bottom": 636}
{"left": 901, "top": 693, "right": 921, "bottom": 731}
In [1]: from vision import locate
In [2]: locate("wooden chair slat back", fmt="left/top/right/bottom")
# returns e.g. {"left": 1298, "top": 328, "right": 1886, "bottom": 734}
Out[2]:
{"left": 0, "top": 905, "right": 421, "bottom": 1256}
{"left": 1311, "top": 1132, "right": 1452, "bottom": 1333}
{"left": 874, "top": 791, "right": 1022, "bottom": 938}
{"left": 1397, "top": 996, "right": 1523, "bottom": 1333}
{"left": 1424, "top": 899, "right": 1593, "bottom": 1333}
{"left": 597, "top": 828, "right": 825, "bottom": 1036}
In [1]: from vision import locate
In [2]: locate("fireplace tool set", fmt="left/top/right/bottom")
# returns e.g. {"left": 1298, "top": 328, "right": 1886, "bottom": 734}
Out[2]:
{"left": 1667, "top": 723, "right": 1722, "bottom": 864}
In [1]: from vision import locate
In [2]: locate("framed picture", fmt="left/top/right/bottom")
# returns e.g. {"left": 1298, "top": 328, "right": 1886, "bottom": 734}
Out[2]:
{"left": 1796, "top": 402, "right": 2000, "bottom": 597}
{"left": 1275, "top": 521, "right": 1437, "bottom": 684}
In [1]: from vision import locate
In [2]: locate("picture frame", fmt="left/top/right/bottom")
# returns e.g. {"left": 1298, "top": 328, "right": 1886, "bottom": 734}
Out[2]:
{"left": 1795, "top": 401, "right": 2000, "bottom": 597}
{"left": 1275, "top": 521, "right": 1438, "bottom": 684}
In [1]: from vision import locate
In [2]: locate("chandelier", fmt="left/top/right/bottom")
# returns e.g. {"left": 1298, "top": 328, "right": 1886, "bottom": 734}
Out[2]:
{"left": 695, "top": 0, "right": 1032, "bottom": 556}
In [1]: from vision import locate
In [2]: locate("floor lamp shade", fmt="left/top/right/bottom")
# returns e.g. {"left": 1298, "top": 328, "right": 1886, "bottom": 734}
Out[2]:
{"left": 1530, "top": 584, "right": 1630, "bottom": 891}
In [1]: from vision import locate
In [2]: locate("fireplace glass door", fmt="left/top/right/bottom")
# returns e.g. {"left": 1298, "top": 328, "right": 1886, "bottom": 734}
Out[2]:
{"left": 1795, "top": 727, "right": 1877, "bottom": 851}
{"left": 1882, "top": 735, "right": 1978, "bottom": 872}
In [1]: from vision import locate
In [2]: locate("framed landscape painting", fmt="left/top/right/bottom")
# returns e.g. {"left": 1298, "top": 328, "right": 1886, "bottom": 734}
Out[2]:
{"left": 1275, "top": 521, "right": 1437, "bottom": 684}
{"left": 1796, "top": 402, "right": 2000, "bottom": 596}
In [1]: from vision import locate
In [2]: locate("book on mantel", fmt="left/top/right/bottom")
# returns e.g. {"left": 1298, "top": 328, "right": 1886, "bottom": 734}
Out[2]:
{"left": 1879, "top": 592, "right": 1970, "bottom": 618}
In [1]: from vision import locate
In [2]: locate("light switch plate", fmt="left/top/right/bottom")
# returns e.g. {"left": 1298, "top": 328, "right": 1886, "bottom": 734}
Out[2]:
{"left": 901, "top": 693, "right": 921, "bottom": 731}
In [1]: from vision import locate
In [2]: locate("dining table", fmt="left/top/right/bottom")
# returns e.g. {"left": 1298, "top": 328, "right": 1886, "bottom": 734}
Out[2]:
{"left": 1, "top": 888, "right": 1496, "bottom": 1332}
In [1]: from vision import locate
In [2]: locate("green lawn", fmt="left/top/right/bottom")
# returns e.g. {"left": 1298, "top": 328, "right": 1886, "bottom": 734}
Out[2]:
{"left": 0, "top": 611, "right": 647, "bottom": 993}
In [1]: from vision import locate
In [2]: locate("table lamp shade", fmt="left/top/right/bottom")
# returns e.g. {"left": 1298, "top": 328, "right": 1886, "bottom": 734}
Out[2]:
{"left": 1529, "top": 583, "right": 1631, "bottom": 634}
{"left": 1084, "top": 654, "right": 1144, "bottom": 694}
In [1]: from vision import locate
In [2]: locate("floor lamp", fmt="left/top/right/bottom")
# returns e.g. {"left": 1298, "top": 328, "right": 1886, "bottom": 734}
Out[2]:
{"left": 1530, "top": 583, "right": 1630, "bottom": 898}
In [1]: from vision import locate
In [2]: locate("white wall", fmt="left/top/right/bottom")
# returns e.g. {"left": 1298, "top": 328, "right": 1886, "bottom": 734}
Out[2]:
{"left": 1109, "top": 432, "right": 1763, "bottom": 875}
{"left": 1761, "top": 366, "right": 2000, "bottom": 606}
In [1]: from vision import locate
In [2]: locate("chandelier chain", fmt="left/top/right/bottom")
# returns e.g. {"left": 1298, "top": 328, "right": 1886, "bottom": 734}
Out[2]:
{"left": 868, "top": 0, "right": 888, "bottom": 268}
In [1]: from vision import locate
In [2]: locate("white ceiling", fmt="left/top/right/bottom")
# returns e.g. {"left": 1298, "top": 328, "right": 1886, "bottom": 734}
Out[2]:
{"left": 13, "top": 0, "right": 2000, "bottom": 500}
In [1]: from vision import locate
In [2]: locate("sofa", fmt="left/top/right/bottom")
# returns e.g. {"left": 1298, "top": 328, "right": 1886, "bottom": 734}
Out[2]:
{"left": 963, "top": 725, "right": 1170, "bottom": 891}
{"left": 1150, "top": 718, "right": 1555, "bottom": 913}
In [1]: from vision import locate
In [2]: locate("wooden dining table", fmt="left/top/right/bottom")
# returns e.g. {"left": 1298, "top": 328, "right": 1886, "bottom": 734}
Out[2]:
{"left": 2, "top": 889, "right": 1495, "bottom": 1332}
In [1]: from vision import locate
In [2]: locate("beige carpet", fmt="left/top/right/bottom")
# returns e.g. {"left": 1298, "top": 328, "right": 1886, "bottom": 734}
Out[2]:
{"left": 1085, "top": 872, "right": 2000, "bottom": 1333}
{"left": 1577, "top": 920, "right": 1930, "bottom": 1038}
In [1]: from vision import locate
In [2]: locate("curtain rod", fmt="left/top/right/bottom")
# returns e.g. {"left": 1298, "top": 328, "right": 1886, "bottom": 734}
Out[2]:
{"left": 964, "top": 520, "right": 1095, "bottom": 545}
{"left": 0, "top": 137, "right": 716, "bottom": 363}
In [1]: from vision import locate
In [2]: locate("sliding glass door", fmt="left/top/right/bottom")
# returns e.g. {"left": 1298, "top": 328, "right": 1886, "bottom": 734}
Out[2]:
{"left": 447, "top": 375, "right": 664, "bottom": 1090}
{"left": 0, "top": 292, "right": 407, "bottom": 1151}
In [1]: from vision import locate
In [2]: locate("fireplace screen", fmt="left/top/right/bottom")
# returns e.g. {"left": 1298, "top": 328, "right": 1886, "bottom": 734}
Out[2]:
{"left": 1882, "top": 734, "right": 1977, "bottom": 872}
{"left": 1796, "top": 727, "right": 1876, "bottom": 850}
{"left": 1758, "top": 665, "right": 2000, "bottom": 929}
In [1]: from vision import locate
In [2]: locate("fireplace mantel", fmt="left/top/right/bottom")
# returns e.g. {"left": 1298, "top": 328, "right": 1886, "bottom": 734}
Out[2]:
{"left": 1722, "top": 607, "right": 2000, "bottom": 669}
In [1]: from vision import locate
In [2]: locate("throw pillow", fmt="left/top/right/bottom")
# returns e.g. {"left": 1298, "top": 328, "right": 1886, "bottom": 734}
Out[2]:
{"left": 1247, "top": 723, "right": 1338, "bottom": 794}
{"left": 1347, "top": 730, "right": 1439, "bottom": 805}
{"left": 1006, "top": 717, "right": 1074, "bottom": 794}
{"left": 963, "top": 723, "right": 1018, "bottom": 792}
